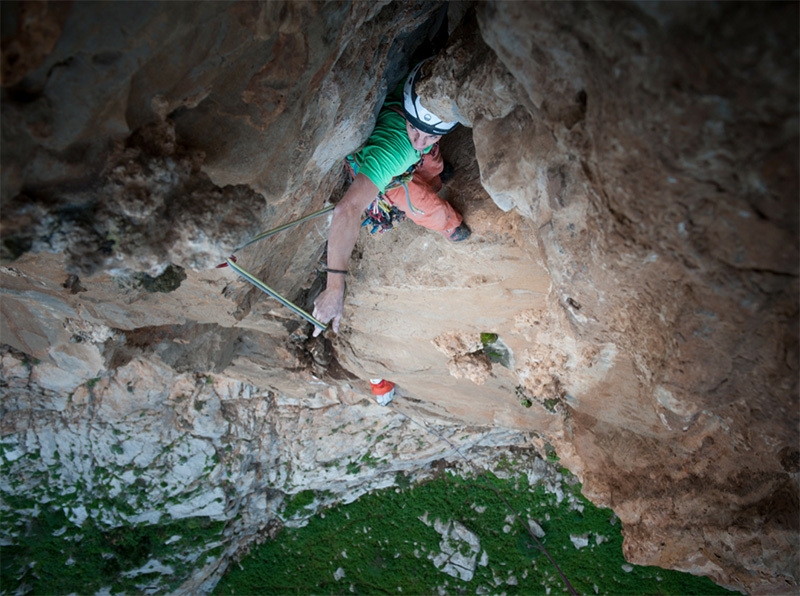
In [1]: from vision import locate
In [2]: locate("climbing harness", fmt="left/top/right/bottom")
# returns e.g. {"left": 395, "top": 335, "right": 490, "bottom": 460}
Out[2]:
{"left": 219, "top": 204, "right": 334, "bottom": 329}
{"left": 347, "top": 107, "right": 430, "bottom": 235}
{"left": 349, "top": 159, "right": 424, "bottom": 236}
{"left": 385, "top": 168, "right": 426, "bottom": 218}
{"left": 387, "top": 400, "right": 579, "bottom": 596}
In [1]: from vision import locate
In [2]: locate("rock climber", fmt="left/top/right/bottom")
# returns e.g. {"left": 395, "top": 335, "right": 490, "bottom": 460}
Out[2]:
{"left": 312, "top": 58, "right": 468, "bottom": 340}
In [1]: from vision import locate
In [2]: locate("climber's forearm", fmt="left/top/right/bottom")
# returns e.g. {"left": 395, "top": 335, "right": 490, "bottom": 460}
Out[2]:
{"left": 325, "top": 173, "right": 378, "bottom": 285}
{"left": 311, "top": 173, "right": 378, "bottom": 336}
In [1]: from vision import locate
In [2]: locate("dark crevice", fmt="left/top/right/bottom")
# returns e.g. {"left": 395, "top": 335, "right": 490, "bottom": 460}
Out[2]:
{"left": 104, "top": 322, "right": 242, "bottom": 373}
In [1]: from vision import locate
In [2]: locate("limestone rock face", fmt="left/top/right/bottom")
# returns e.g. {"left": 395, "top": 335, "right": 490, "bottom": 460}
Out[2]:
{"left": 463, "top": 5, "right": 799, "bottom": 592}
{"left": 1, "top": 2, "right": 797, "bottom": 595}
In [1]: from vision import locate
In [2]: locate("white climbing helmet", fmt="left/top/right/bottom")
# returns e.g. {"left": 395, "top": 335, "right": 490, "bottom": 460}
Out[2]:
{"left": 402, "top": 59, "right": 458, "bottom": 136}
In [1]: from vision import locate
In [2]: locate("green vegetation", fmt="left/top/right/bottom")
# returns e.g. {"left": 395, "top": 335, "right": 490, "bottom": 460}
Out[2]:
{"left": 516, "top": 385, "right": 533, "bottom": 408}
{"left": 480, "top": 332, "right": 498, "bottom": 345}
{"left": 394, "top": 472, "right": 411, "bottom": 490}
{"left": 544, "top": 442, "right": 559, "bottom": 463}
{"left": 0, "top": 504, "right": 224, "bottom": 595}
{"left": 360, "top": 451, "right": 384, "bottom": 469}
{"left": 543, "top": 397, "right": 561, "bottom": 413}
{"left": 214, "top": 471, "right": 734, "bottom": 595}
{"left": 282, "top": 490, "right": 316, "bottom": 518}
{"left": 481, "top": 332, "right": 512, "bottom": 369}
{"left": 0, "top": 437, "right": 228, "bottom": 594}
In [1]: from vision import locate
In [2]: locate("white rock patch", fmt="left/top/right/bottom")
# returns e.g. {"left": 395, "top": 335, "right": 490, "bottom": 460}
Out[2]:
{"left": 527, "top": 518, "right": 546, "bottom": 538}
{"left": 428, "top": 518, "right": 481, "bottom": 581}
{"left": 570, "top": 533, "right": 590, "bottom": 549}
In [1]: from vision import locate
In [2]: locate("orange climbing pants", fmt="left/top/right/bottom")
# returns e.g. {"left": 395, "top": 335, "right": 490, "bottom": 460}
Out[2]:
{"left": 383, "top": 143, "right": 462, "bottom": 236}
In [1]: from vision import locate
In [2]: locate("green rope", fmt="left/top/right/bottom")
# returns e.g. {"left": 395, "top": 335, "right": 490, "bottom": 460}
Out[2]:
{"left": 234, "top": 204, "right": 334, "bottom": 252}
{"left": 226, "top": 257, "right": 328, "bottom": 329}
{"left": 226, "top": 205, "right": 335, "bottom": 329}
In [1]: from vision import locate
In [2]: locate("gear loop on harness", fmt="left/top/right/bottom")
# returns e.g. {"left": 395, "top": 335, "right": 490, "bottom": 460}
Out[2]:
{"left": 349, "top": 142, "right": 426, "bottom": 234}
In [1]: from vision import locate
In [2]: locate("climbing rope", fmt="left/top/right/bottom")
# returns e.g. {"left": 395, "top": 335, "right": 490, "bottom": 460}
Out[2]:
{"left": 387, "top": 401, "right": 579, "bottom": 596}
{"left": 225, "top": 256, "right": 328, "bottom": 329}
{"left": 233, "top": 204, "right": 334, "bottom": 252}
{"left": 222, "top": 178, "right": 419, "bottom": 325}
{"left": 220, "top": 205, "right": 334, "bottom": 329}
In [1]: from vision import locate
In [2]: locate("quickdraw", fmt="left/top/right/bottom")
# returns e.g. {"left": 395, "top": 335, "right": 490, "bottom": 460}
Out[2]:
{"left": 356, "top": 158, "right": 425, "bottom": 234}
{"left": 361, "top": 196, "right": 406, "bottom": 234}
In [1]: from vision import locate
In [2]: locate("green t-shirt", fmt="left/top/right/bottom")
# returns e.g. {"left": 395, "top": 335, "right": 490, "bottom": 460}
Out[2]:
{"left": 348, "top": 84, "right": 433, "bottom": 192}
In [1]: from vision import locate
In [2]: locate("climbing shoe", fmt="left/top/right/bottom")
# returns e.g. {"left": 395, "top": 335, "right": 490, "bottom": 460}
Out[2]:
{"left": 369, "top": 378, "right": 395, "bottom": 406}
{"left": 439, "top": 161, "right": 455, "bottom": 184}
{"left": 448, "top": 223, "right": 471, "bottom": 242}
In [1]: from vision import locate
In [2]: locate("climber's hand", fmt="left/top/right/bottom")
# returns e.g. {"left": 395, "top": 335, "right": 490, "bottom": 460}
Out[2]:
{"left": 312, "top": 285, "right": 345, "bottom": 337}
